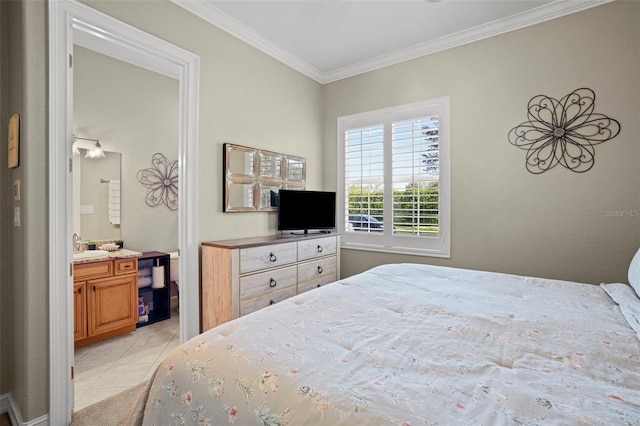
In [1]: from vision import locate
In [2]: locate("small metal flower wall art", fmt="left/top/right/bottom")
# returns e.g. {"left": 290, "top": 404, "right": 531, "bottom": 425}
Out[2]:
{"left": 136, "top": 153, "right": 178, "bottom": 211}
{"left": 508, "top": 88, "right": 620, "bottom": 174}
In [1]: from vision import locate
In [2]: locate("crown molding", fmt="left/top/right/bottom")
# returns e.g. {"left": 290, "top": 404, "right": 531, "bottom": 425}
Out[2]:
{"left": 323, "top": 0, "right": 613, "bottom": 83}
{"left": 170, "top": 0, "right": 325, "bottom": 82}
{"left": 171, "top": 0, "right": 613, "bottom": 85}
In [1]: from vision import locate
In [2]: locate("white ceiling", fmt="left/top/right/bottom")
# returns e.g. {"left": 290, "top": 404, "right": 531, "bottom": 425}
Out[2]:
{"left": 172, "top": 0, "right": 611, "bottom": 84}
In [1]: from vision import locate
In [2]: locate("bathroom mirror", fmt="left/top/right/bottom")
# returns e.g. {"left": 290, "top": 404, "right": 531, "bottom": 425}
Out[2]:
{"left": 224, "top": 143, "right": 306, "bottom": 212}
{"left": 72, "top": 149, "right": 122, "bottom": 240}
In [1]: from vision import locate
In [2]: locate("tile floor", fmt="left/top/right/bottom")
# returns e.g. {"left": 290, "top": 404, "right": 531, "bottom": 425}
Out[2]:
{"left": 73, "top": 309, "right": 181, "bottom": 411}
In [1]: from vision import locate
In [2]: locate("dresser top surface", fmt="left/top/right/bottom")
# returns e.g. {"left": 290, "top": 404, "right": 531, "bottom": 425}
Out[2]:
{"left": 202, "top": 232, "right": 338, "bottom": 249}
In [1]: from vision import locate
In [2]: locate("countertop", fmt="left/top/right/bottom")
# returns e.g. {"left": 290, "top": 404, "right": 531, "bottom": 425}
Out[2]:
{"left": 73, "top": 248, "right": 143, "bottom": 265}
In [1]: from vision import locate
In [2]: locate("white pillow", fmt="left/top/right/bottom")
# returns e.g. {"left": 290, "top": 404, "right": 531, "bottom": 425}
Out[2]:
{"left": 629, "top": 247, "right": 640, "bottom": 296}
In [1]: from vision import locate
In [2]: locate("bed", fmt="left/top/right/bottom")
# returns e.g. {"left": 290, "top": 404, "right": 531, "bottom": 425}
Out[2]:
{"left": 128, "top": 256, "right": 640, "bottom": 425}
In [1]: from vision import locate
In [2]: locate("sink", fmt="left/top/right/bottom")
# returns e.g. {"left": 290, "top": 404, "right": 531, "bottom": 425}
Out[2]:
{"left": 73, "top": 250, "right": 110, "bottom": 260}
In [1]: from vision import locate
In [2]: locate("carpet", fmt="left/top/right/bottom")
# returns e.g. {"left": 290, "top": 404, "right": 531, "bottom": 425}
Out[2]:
{"left": 72, "top": 381, "right": 149, "bottom": 426}
{"left": 0, "top": 412, "right": 11, "bottom": 426}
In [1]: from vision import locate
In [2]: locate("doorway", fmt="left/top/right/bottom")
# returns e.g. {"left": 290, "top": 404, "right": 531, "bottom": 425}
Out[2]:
{"left": 49, "top": 1, "right": 200, "bottom": 424}
{"left": 72, "top": 45, "right": 180, "bottom": 410}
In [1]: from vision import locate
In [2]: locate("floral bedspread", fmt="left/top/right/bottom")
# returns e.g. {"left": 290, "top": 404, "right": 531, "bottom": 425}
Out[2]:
{"left": 139, "top": 263, "right": 640, "bottom": 425}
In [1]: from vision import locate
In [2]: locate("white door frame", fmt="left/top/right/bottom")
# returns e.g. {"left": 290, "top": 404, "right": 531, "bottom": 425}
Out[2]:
{"left": 48, "top": 1, "right": 200, "bottom": 424}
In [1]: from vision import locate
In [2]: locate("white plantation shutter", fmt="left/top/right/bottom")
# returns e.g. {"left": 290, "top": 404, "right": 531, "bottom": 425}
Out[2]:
{"left": 392, "top": 115, "right": 440, "bottom": 237}
{"left": 344, "top": 125, "right": 385, "bottom": 230}
{"left": 338, "top": 98, "right": 450, "bottom": 257}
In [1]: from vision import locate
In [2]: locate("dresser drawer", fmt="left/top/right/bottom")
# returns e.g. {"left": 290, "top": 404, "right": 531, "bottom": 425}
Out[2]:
{"left": 298, "top": 273, "right": 336, "bottom": 294}
{"left": 240, "top": 265, "right": 297, "bottom": 301}
{"left": 240, "top": 286, "right": 296, "bottom": 316}
{"left": 240, "top": 242, "right": 297, "bottom": 274}
{"left": 114, "top": 258, "right": 138, "bottom": 275}
{"left": 298, "top": 236, "right": 337, "bottom": 261}
{"left": 298, "top": 257, "right": 337, "bottom": 285}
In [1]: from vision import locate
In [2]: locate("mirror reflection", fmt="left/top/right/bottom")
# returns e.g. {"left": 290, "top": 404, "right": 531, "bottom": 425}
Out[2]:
{"left": 228, "top": 146, "right": 256, "bottom": 177}
{"left": 226, "top": 182, "right": 255, "bottom": 212}
{"left": 258, "top": 184, "right": 281, "bottom": 210}
{"left": 72, "top": 149, "right": 122, "bottom": 240}
{"left": 259, "top": 151, "right": 282, "bottom": 179}
{"left": 285, "top": 156, "right": 305, "bottom": 181}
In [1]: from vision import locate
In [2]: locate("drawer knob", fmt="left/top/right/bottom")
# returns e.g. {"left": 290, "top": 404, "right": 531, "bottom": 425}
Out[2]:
{"left": 317, "top": 266, "right": 324, "bottom": 274}
{"left": 269, "top": 253, "right": 277, "bottom": 262}
{"left": 317, "top": 245, "right": 323, "bottom": 253}
{"left": 269, "top": 299, "right": 275, "bottom": 305}
{"left": 269, "top": 278, "right": 277, "bottom": 288}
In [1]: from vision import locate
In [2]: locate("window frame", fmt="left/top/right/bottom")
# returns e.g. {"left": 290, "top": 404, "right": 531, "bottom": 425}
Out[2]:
{"left": 338, "top": 97, "right": 451, "bottom": 258}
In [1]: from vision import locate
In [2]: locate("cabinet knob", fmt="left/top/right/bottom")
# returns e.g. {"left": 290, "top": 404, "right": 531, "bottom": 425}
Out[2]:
{"left": 269, "top": 278, "right": 277, "bottom": 288}
{"left": 77, "top": 287, "right": 82, "bottom": 294}
{"left": 317, "top": 245, "right": 323, "bottom": 253}
{"left": 317, "top": 266, "right": 323, "bottom": 274}
{"left": 269, "top": 253, "right": 277, "bottom": 262}
{"left": 92, "top": 285, "right": 96, "bottom": 292}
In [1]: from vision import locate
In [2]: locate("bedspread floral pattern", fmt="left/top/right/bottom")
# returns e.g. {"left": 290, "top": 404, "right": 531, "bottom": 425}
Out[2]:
{"left": 142, "top": 264, "right": 640, "bottom": 425}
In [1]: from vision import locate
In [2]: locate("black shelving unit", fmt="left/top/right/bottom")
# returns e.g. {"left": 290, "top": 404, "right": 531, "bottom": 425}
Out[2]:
{"left": 137, "top": 251, "right": 171, "bottom": 328}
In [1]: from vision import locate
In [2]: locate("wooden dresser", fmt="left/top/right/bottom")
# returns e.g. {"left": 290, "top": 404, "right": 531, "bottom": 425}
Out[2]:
{"left": 201, "top": 233, "right": 340, "bottom": 332}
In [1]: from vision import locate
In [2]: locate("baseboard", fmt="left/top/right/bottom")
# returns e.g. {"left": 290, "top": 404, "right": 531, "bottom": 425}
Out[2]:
{"left": 0, "top": 392, "right": 22, "bottom": 425}
{"left": 0, "top": 393, "right": 49, "bottom": 426}
{"left": 22, "top": 413, "right": 49, "bottom": 426}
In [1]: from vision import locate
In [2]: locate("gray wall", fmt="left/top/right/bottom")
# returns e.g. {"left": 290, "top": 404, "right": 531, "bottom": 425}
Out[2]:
{"left": 324, "top": 1, "right": 640, "bottom": 285}
{"left": 74, "top": 46, "right": 179, "bottom": 252}
{"left": 0, "top": 0, "right": 48, "bottom": 421}
{"left": 79, "top": 0, "right": 326, "bottom": 243}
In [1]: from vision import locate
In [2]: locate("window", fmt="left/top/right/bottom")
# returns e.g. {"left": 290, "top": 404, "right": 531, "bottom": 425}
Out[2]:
{"left": 338, "top": 97, "right": 450, "bottom": 257}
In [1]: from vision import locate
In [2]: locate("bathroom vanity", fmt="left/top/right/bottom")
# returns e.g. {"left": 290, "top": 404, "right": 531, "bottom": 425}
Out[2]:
{"left": 73, "top": 249, "right": 141, "bottom": 347}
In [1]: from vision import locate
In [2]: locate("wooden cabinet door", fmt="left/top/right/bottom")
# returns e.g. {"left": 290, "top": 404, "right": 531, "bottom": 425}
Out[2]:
{"left": 88, "top": 275, "right": 137, "bottom": 337}
{"left": 74, "top": 282, "right": 87, "bottom": 341}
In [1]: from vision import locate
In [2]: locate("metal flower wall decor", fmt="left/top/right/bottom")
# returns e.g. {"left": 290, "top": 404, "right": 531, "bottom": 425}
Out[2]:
{"left": 137, "top": 153, "right": 178, "bottom": 211}
{"left": 508, "top": 88, "right": 620, "bottom": 174}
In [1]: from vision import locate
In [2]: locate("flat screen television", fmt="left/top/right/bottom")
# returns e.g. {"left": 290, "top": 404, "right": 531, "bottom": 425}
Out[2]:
{"left": 277, "top": 190, "right": 336, "bottom": 234}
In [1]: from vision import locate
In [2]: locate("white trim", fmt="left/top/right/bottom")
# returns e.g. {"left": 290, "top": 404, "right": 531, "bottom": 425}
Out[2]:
{"left": 170, "top": 0, "right": 326, "bottom": 83}
{"left": 0, "top": 393, "right": 49, "bottom": 426}
{"left": 341, "top": 243, "right": 451, "bottom": 259}
{"left": 48, "top": 1, "right": 74, "bottom": 423}
{"left": 48, "top": 1, "right": 200, "bottom": 424}
{"left": 171, "top": 0, "right": 611, "bottom": 84}
{"left": 323, "top": 0, "right": 613, "bottom": 83}
{"left": 0, "top": 392, "right": 22, "bottom": 426}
